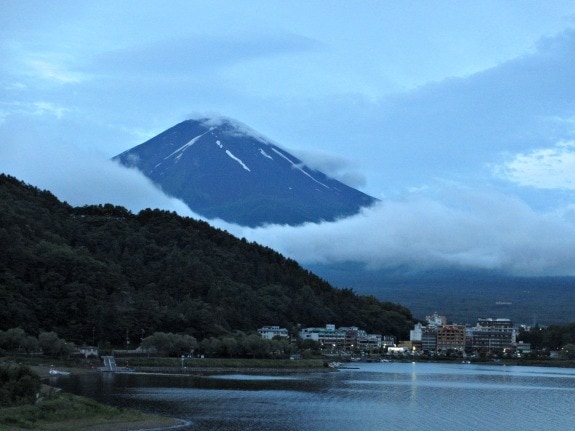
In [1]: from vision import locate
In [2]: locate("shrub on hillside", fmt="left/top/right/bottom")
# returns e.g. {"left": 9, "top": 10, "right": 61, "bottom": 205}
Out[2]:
{"left": 0, "top": 364, "right": 41, "bottom": 406}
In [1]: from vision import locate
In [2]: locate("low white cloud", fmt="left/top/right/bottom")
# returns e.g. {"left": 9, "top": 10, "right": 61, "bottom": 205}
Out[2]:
{"left": 495, "top": 141, "right": 575, "bottom": 190}
{"left": 0, "top": 101, "right": 70, "bottom": 120}
{"left": 289, "top": 148, "right": 367, "bottom": 189}
{"left": 25, "top": 57, "right": 86, "bottom": 84}
{"left": 0, "top": 139, "right": 199, "bottom": 217}
{"left": 223, "top": 187, "right": 575, "bottom": 277}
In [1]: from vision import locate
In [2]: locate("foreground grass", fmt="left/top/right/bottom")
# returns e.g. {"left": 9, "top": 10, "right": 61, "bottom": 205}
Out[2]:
{"left": 0, "top": 392, "right": 180, "bottom": 431}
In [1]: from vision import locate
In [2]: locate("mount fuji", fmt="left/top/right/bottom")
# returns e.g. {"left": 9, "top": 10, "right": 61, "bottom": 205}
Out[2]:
{"left": 114, "top": 117, "right": 377, "bottom": 227}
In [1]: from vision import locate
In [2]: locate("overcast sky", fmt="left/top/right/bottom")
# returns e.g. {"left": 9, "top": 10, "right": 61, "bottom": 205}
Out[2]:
{"left": 2, "top": 1, "right": 575, "bottom": 276}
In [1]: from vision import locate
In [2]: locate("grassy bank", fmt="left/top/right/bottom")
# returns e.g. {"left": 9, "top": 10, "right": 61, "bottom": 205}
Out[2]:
{"left": 0, "top": 391, "right": 183, "bottom": 431}
{"left": 120, "top": 357, "right": 326, "bottom": 369}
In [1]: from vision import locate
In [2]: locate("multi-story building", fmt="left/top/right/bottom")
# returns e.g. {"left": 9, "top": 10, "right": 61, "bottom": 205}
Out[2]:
{"left": 436, "top": 325, "right": 466, "bottom": 352}
{"left": 357, "top": 333, "right": 383, "bottom": 351}
{"left": 410, "top": 315, "right": 519, "bottom": 354}
{"left": 381, "top": 336, "right": 396, "bottom": 348}
{"left": 421, "top": 327, "right": 437, "bottom": 353}
{"left": 469, "top": 318, "right": 515, "bottom": 351}
{"left": 299, "top": 324, "right": 383, "bottom": 352}
{"left": 410, "top": 323, "right": 424, "bottom": 342}
{"left": 299, "top": 324, "right": 346, "bottom": 349}
{"left": 257, "top": 326, "right": 289, "bottom": 340}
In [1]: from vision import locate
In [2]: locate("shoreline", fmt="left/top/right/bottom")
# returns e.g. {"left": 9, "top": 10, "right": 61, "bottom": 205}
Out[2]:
{"left": 22, "top": 366, "right": 187, "bottom": 431}
{"left": 31, "top": 364, "right": 334, "bottom": 379}
{"left": 132, "top": 365, "right": 335, "bottom": 375}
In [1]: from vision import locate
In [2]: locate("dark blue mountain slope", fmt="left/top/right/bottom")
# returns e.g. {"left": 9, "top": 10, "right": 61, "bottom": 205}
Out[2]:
{"left": 114, "top": 118, "right": 377, "bottom": 227}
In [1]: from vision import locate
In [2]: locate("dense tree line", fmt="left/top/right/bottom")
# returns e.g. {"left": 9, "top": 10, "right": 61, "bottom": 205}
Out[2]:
{"left": 518, "top": 322, "right": 575, "bottom": 355}
{"left": 0, "top": 174, "right": 415, "bottom": 348}
{"left": 0, "top": 328, "right": 74, "bottom": 357}
{"left": 140, "top": 331, "right": 296, "bottom": 359}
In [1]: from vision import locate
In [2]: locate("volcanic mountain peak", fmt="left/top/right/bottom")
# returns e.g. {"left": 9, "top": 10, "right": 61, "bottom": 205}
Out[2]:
{"left": 114, "top": 117, "right": 377, "bottom": 227}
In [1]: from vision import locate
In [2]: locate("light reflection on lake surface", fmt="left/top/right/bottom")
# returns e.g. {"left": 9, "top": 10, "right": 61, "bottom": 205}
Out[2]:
{"left": 53, "top": 362, "right": 575, "bottom": 431}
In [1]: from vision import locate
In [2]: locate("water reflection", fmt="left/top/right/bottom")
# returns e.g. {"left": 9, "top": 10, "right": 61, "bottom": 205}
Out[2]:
{"left": 54, "top": 363, "right": 575, "bottom": 431}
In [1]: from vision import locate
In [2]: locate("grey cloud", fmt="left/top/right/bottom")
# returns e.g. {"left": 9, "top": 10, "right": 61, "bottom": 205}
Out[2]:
{"left": 252, "top": 30, "right": 575, "bottom": 197}
{"left": 94, "top": 31, "right": 322, "bottom": 76}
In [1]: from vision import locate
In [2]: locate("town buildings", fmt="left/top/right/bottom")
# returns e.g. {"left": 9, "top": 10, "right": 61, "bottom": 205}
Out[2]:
{"left": 299, "top": 324, "right": 385, "bottom": 352}
{"left": 257, "top": 313, "right": 521, "bottom": 357}
{"left": 409, "top": 314, "right": 519, "bottom": 354}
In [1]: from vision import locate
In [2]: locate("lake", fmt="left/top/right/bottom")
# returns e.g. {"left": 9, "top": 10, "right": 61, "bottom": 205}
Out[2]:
{"left": 53, "top": 362, "right": 575, "bottom": 430}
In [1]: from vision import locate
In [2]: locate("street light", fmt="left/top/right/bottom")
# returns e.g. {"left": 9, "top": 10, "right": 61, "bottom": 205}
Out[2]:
{"left": 181, "top": 355, "right": 185, "bottom": 369}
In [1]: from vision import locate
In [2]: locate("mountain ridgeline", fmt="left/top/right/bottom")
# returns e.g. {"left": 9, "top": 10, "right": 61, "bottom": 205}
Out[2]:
{"left": 113, "top": 118, "right": 377, "bottom": 227}
{"left": 0, "top": 174, "right": 413, "bottom": 347}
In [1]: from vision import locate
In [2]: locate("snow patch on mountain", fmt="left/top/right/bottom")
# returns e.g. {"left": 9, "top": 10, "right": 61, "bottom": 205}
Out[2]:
{"left": 270, "top": 147, "right": 329, "bottom": 189}
{"left": 259, "top": 148, "right": 273, "bottom": 160}
{"left": 226, "top": 150, "right": 251, "bottom": 172}
{"left": 112, "top": 116, "right": 378, "bottom": 227}
{"left": 165, "top": 132, "right": 207, "bottom": 160}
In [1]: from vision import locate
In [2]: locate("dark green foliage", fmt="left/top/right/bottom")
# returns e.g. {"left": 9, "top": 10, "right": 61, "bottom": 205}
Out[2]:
{"left": 0, "top": 391, "right": 154, "bottom": 430}
{"left": 0, "top": 173, "right": 414, "bottom": 347}
{"left": 141, "top": 332, "right": 198, "bottom": 356}
{"left": 0, "top": 328, "right": 39, "bottom": 355}
{"left": 0, "top": 364, "right": 41, "bottom": 406}
{"left": 517, "top": 322, "right": 575, "bottom": 351}
{"left": 38, "top": 332, "right": 74, "bottom": 357}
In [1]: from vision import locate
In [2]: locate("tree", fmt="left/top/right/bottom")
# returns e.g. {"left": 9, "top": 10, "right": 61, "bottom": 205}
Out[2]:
{"left": 0, "top": 365, "right": 41, "bottom": 406}
{"left": 0, "top": 328, "right": 39, "bottom": 355}
{"left": 243, "top": 334, "right": 270, "bottom": 358}
{"left": 199, "top": 337, "right": 223, "bottom": 357}
{"left": 173, "top": 334, "right": 198, "bottom": 356}
{"left": 141, "top": 332, "right": 198, "bottom": 357}
{"left": 0, "top": 328, "right": 27, "bottom": 353}
{"left": 38, "top": 331, "right": 74, "bottom": 358}
{"left": 221, "top": 336, "right": 239, "bottom": 357}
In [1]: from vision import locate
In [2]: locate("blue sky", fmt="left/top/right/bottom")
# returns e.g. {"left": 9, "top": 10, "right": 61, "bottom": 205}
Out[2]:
{"left": 2, "top": 1, "right": 575, "bottom": 276}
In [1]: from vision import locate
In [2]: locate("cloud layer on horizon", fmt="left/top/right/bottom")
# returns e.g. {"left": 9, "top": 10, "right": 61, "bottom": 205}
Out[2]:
{"left": 234, "top": 189, "right": 575, "bottom": 277}
{"left": 4, "top": 134, "right": 575, "bottom": 277}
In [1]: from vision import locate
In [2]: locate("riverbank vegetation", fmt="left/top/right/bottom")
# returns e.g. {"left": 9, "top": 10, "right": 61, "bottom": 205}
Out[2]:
{"left": 0, "top": 391, "right": 180, "bottom": 431}
{"left": 0, "top": 364, "right": 41, "bottom": 407}
{"left": 0, "top": 364, "right": 181, "bottom": 430}
{"left": 122, "top": 356, "right": 326, "bottom": 369}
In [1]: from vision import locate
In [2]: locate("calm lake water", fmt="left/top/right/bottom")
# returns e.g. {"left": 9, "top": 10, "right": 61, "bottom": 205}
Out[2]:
{"left": 53, "top": 362, "right": 575, "bottom": 431}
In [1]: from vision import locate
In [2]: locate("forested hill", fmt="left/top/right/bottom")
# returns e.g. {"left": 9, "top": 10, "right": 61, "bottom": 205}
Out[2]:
{"left": 0, "top": 174, "right": 414, "bottom": 346}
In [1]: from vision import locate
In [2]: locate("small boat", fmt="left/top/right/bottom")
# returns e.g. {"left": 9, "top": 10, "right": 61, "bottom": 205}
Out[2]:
{"left": 49, "top": 368, "right": 70, "bottom": 375}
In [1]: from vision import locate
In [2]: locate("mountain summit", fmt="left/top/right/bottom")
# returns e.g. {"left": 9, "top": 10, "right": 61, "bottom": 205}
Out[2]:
{"left": 114, "top": 117, "right": 377, "bottom": 226}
